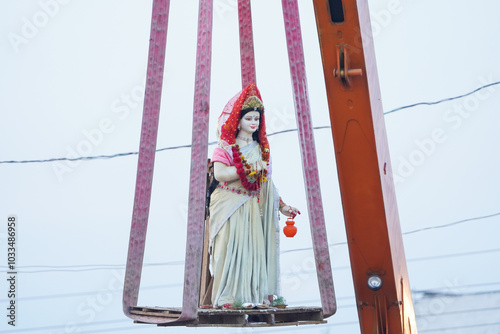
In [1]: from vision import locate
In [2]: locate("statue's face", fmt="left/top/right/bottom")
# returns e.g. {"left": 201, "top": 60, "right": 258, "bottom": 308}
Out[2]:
{"left": 239, "top": 111, "right": 260, "bottom": 135}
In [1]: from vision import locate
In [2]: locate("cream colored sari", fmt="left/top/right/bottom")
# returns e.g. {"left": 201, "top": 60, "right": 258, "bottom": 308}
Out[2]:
{"left": 209, "top": 142, "right": 280, "bottom": 306}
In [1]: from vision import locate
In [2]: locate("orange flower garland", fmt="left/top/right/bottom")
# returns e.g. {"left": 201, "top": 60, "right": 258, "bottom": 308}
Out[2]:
{"left": 232, "top": 144, "right": 269, "bottom": 191}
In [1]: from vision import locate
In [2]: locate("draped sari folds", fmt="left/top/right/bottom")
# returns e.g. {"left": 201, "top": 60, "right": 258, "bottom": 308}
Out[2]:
{"left": 209, "top": 84, "right": 281, "bottom": 307}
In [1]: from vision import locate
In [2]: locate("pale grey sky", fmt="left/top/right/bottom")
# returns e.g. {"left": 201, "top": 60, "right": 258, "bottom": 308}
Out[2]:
{"left": 1, "top": 0, "right": 500, "bottom": 333}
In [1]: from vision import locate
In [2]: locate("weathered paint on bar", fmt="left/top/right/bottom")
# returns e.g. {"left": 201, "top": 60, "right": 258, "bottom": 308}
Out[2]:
{"left": 182, "top": 0, "right": 213, "bottom": 322}
{"left": 123, "top": 0, "right": 214, "bottom": 324}
{"left": 281, "top": 0, "right": 337, "bottom": 318}
{"left": 238, "top": 0, "right": 256, "bottom": 87}
{"left": 123, "top": 0, "right": 171, "bottom": 324}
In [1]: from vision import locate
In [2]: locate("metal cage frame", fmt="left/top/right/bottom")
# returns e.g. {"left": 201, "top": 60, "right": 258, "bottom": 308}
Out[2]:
{"left": 123, "top": 0, "right": 336, "bottom": 326}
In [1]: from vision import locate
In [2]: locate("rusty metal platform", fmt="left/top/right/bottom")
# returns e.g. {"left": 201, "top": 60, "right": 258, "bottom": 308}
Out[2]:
{"left": 130, "top": 306, "right": 327, "bottom": 327}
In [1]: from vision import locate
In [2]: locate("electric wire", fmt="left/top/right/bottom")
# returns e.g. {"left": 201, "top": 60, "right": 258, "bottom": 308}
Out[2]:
{"left": 417, "top": 305, "right": 500, "bottom": 318}
{"left": 4, "top": 289, "right": 500, "bottom": 333}
{"left": 418, "top": 321, "right": 500, "bottom": 333}
{"left": 1, "top": 0, "right": 498, "bottom": 329}
{"left": 408, "top": 247, "right": 500, "bottom": 263}
{"left": 1, "top": 83, "right": 499, "bottom": 333}
{"left": 281, "top": 211, "right": 500, "bottom": 254}
{"left": 403, "top": 212, "right": 500, "bottom": 235}
{"left": 5, "top": 291, "right": 500, "bottom": 334}
{"left": 414, "top": 282, "right": 500, "bottom": 294}
{"left": 280, "top": 248, "right": 500, "bottom": 278}
{"left": 2, "top": 212, "right": 498, "bottom": 274}
{"left": 0, "top": 283, "right": 182, "bottom": 303}
{"left": 383, "top": 80, "right": 500, "bottom": 115}
{"left": 0, "top": 128, "right": 329, "bottom": 165}
{"left": 11, "top": 318, "right": 500, "bottom": 334}
{"left": 238, "top": 318, "right": 500, "bottom": 334}
{"left": 1, "top": 81, "right": 499, "bottom": 165}
{"left": 0, "top": 319, "right": 132, "bottom": 334}
{"left": 1, "top": 260, "right": 184, "bottom": 273}
{"left": 3, "top": 262, "right": 499, "bottom": 304}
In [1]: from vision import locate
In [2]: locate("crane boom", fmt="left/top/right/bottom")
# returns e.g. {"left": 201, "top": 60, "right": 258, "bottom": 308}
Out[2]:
{"left": 311, "top": 0, "right": 418, "bottom": 332}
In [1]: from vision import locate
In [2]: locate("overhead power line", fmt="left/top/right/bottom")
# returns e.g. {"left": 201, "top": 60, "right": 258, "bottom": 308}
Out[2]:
{"left": 418, "top": 321, "right": 500, "bottom": 333}
{"left": 282, "top": 211, "right": 500, "bottom": 254}
{"left": 383, "top": 80, "right": 500, "bottom": 115}
{"left": 402, "top": 212, "right": 500, "bottom": 235}
{"left": 0, "top": 319, "right": 132, "bottom": 334}
{"left": 2, "top": 260, "right": 184, "bottom": 274}
{"left": 2, "top": 212, "right": 498, "bottom": 274}
{"left": 6, "top": 290, "right": 500, "bottom": 334}
{"left": 1, "top": 81, "right": 499, "bottom": 165}
{"left": 0, "top": 126, "right": 329, "bottom": 165}
{"left": 277, "top": 248, "right": 500, "bottom": 281}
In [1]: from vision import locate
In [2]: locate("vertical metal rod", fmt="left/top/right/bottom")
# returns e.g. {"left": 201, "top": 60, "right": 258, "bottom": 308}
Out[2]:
{"left": 238, "top": 0, "right": 257, "bottom": 87}
{"left": 181, "top": 0, "right": 213, "bottom": 320}
{"left": 123, "top": 0, "right": 170, "bottom": 322}
{"left": 124, "top": 0, "right": 214, "bottom": 325}
{"left": 281, "top": 0, "right": 337, "bottom": 318}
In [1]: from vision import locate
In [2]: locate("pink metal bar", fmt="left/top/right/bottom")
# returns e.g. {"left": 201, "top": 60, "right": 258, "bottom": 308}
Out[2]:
{"left": 238, "top": 0, "right": 256, "bottom": 87}
{"left": 181, "top": 0, "right": 213, "bottom": 321}
{"left": 281, "top": 0, "right": 337, "bottom": 318}
{"left": 123, "top": 0, "right": 172, "bottom": 324}
{"left": 123, "top": 0, "right": 213, "bottom": 325}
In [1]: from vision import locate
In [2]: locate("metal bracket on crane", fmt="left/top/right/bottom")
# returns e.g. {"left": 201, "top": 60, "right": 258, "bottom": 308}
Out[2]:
{"left": 334, "top": 44, "right": 363, "bottom": 86}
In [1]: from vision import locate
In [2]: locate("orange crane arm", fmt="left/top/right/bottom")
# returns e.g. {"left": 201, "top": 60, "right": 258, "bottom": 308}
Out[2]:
{"left": 311, "top": 0, "right": 418, "bottom": 332}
